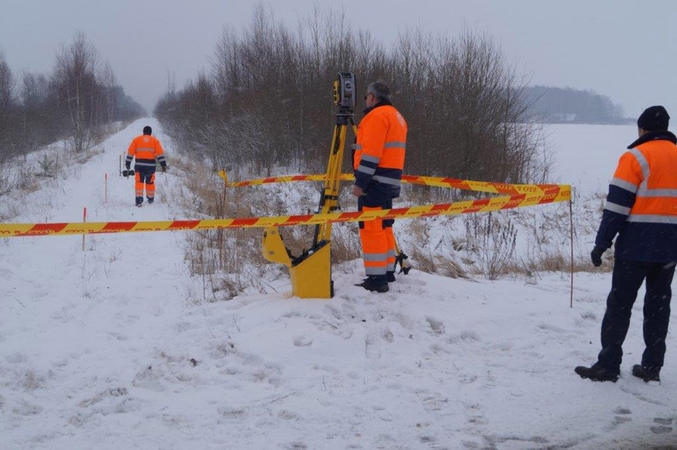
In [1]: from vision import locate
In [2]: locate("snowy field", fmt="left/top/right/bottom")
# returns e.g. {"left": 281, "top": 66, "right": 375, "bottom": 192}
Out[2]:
{"left": 1, "top": 119, "right": 676, "bottom": 449}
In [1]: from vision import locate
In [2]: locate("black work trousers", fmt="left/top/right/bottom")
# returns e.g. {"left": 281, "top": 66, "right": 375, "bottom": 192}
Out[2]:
{"left": 597, "top": 259, "right": 675, "bottom": 371}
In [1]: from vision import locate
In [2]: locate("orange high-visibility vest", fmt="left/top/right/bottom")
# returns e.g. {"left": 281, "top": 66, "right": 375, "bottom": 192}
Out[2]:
{"left": 353, "top": 104, "right": 407, "bottom": 197}
{"left": 126, "top": 135, "right": 166, "bottom": 169}
{"left": 596, "top": 132, "right": 677, "bottom": 261}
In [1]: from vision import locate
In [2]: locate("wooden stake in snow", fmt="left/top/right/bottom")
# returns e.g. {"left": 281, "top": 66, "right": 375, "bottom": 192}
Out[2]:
{"left": 569, "top": 200, "right": 574, "bottom": 308}
{"left": 82, "top": 207, "right": 87, "bottom": 251}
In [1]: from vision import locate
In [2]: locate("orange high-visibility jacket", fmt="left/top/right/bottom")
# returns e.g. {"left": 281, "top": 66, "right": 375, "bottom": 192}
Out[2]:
{"left": 353, "top": 103, "right": 407, "bottom": 198}
{"left": 596, "top": 131, "right": 677, "bottom": 261}
{"left": 126, "top": 135, "right": 166, "bottom": 170}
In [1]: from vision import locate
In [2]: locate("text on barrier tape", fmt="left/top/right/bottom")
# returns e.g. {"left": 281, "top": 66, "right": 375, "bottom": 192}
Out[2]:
{"left": 218, "top": 171, "right": 565, "bottom": 196}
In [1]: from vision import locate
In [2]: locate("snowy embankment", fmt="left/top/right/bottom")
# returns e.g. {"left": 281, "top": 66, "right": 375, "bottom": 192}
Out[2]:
{"left": 0, "top": 120, "right": 676, "bottom": 449}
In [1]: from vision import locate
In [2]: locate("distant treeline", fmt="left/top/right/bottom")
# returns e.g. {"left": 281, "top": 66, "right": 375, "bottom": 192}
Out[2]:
{"left": 0, "top": 32, "right": 145, "bottom": 164}
{"left": 522, "top": 85, "right": 628, "bottom": 124}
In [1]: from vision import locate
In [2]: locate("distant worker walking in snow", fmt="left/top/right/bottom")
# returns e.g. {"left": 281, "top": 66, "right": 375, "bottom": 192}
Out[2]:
{"left": 575, "top": 105, "right": 677, "bottom": 383}
{"left": 125, "top": 125, "right": 167, "bottom": 207}
{"left": 352, "top": 81, "right": 407, "bottom": 293}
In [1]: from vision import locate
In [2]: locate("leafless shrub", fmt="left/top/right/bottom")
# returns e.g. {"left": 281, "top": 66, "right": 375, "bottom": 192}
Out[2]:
{"left": 183, "top": 228, "right": 264, "bottom": 302}
{"left": 36, "top": 154, "right": 57, "bottom": 178}
{"left": 409, "top": 246, "right": 467, "bottom": 279}
{"left": 14, "top": 160, "right": 39, "bottom": 193}
{"left": 330, "top": 225, "right": 361, "bottom": 264}
{"left": 409, "top": 246, "right": 437, "bottom": 275}
{"left": 474, "top": 213, "right": 514, "bottom": 279}
{"left": 435, "top": 255, "right": 467, "bottom": 279}
{"left": 0, "top": 170, "right": 11, "bottom": 196}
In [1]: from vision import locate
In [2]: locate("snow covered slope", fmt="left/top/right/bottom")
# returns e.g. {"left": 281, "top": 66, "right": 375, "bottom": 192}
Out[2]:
{"left": 1, "top": 120, "right": 676, "bottom": 449}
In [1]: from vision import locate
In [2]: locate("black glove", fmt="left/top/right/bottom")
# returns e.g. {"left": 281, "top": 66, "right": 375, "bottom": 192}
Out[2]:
{"left": 590, "top": 246, "right": 605, "bottom": 267}
{"left": 161, "top": 165, "right": 167, "bottom": 173}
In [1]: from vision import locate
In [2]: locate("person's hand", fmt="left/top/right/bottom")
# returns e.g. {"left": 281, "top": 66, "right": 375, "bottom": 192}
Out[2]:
{"left": 590, "top": 246, "right": 605, "bottom": 267}
{"left": 352, "top": 185, "right": 364, "bottom": 197}
{"left": 161, "top": 166, "right": 167, "bottom": 173}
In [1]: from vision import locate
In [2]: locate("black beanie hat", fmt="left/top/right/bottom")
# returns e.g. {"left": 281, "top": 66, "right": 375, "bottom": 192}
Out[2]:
{"left": 143, "top": 125, "right": 152, "bottom": 135}
{"left": 637, "top": 106, "right": 670, "bottom": 131}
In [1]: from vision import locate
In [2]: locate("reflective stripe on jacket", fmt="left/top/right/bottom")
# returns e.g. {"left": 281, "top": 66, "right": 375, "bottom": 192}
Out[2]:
{"left": 595, "top": 130, "right": 677, "bottom": 261}
{"left": 126, "top": 135, "right": 167, "bottom": 170}
{"left": 353, "top": 102, "right": 407, "bottom": 198}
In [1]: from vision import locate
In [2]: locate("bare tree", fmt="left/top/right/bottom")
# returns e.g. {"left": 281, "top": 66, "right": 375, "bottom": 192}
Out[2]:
{"left": 53, "top": 31, "right": 100, "bottom": 153}
{"left": 0, "top": 52, "right": 16, "bottom": 162}
{"left": 19, "top": 72, "right": 53, "bottom": 153}
{"left": 99, "top": 61, "right": 117, "bottom": 126}
{"left": 0, "top": 53, "right": 14, "bottom": 112}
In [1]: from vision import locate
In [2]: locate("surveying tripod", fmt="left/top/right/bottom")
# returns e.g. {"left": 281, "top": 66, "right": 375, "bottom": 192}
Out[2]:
{"left": 262, "top": 72, "right": 409, "bottom": 299}
{"left": 262, "top": 73, "right": 356, "bottom": 298}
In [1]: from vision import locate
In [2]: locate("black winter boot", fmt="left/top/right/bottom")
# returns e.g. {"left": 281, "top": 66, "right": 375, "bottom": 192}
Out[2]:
{"left": 632, "top": 364, "right": 660, "bottom": 383}
{"left": 355, "top": 276, "right": 389, "bottom": 293}
{"left": 574, "top": 362, "right": 619, "bottom": 382}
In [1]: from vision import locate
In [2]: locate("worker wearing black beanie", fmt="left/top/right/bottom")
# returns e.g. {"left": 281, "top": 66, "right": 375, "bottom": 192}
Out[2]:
{"left": 637, "top": 105, "right": 670, "bottom": 131}
{"left": 575, "top": 104, "right": 677, "bottom": 384}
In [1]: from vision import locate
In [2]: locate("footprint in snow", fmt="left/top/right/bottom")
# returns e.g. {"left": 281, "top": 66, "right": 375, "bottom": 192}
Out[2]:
{"left": 365, "top": 330, "right": 381, "bottom": 360}
{"left": 293, "top": 336, "right": 312, "bottom": 347}
{"left": 651, "top": 417, "right": 674, "bottom": 434}
{"left": 425, "top": 316, "right": 445, "bottom": 335}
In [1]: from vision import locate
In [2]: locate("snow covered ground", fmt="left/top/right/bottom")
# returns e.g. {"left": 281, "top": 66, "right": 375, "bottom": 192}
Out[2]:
{"left": 1, "top": 119, "right": 676, "bottom": 449}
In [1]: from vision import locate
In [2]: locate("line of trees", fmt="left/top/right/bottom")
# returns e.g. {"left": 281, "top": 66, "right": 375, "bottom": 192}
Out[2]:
{"left": 523, "top": 86, "right": 627, "bottom": 124}
{"left": 0, "top": 32, "right": 145, "bottom": 164}
{"left": 155, "top": 5, "right": 549, "bottom": 187}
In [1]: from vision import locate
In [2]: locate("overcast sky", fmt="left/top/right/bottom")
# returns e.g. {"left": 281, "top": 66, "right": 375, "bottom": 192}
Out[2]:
{"left": 2, "top": 0, "right": 676, "bottom": 119}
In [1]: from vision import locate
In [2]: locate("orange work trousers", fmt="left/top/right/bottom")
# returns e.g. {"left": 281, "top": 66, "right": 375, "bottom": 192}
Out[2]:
{"left": 135, "top": 169, "right": 156, "bottom": 201}
{"left": 358, "top": 204, "right": 396, "bottom": 278}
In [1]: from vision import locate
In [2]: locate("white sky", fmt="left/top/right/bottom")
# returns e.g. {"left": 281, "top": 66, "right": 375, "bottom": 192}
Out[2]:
{"left": 2, "top": 0, "right": 677, "bottom": 118}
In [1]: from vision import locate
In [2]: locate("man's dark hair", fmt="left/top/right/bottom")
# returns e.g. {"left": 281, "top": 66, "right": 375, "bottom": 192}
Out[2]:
{"left": 143, "top": 125, "right": 152, "bottom": 135}
{"left": 367, "top": 81, "right": 391, "bottom": 103}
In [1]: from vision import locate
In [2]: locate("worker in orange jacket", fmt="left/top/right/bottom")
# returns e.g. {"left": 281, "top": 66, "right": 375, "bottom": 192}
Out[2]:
{"left": 576, "top": 105, "right": 677, "bottom": 383}
{"left": 125, "top": 125, "right": 167, "bottom": 207}
{"left": 352, "top": 81, "right": 407, "bottom": 293}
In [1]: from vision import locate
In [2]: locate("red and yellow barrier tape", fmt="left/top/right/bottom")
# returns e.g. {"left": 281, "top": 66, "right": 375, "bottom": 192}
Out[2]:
{"left": 0, "top": 186, "right": 570, "bottom": 237}
{"left": 219, "top": 171, "right": 563, "bottom": 196}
